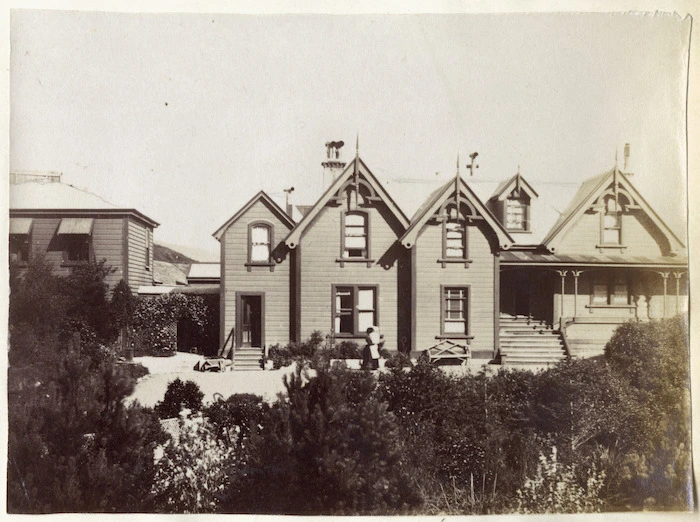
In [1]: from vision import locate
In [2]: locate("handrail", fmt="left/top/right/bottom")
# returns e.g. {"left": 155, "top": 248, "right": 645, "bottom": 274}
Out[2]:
{"left": 558, "top": 322, "right": 572, "bottom": 360}
{"left": 218, "top": 327, "right": 235, "bottom": 360}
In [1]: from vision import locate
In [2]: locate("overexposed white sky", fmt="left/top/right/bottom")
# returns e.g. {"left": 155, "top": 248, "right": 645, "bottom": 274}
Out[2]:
{"left": 10, "top": 10, "right": 691, "bottom": 261}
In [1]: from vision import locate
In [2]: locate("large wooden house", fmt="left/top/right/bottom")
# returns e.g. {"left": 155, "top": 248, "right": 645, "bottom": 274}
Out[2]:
{"left": 9, "top": 180, "right": 159, "bottom": 291}
{"left": 214, "top": 144, "right": 687, "bottom": 369}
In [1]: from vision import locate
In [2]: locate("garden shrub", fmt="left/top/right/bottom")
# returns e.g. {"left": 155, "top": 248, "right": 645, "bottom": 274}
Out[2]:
{"left": 7, "top": 351, "right": 166, "bottom": 513}
{"left": 155, "top": 379, "right": 204, "bottom": 419}
{"left": 203, "top": 393, "right": 270, "bottom": 445}
{"left": 151, "top": 411, "right": 234, "bottom": 513}
{"left": 384, "top": 351, "right": 413, "bottom": 369}
{"left": 603, "top": 317, "right": 692, "bottom": 510}
{"left": 267, "top": 343, "right": 293, "bottom": 369}
{"left": 223, "top": 365, "right": 422, "bottom": 515}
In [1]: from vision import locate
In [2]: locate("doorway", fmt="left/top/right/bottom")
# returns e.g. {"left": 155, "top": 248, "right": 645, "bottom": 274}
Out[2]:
{"left": 236, "top": 293, "right": 264, "bottom": 348}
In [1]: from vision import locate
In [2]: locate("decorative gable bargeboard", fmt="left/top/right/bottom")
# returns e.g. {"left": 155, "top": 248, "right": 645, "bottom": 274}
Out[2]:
{"left": 214, "top": 153, "right": 687, "bottom": 369}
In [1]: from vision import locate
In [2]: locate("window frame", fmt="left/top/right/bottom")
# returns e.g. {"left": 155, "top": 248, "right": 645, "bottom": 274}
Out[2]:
{"left": 505, "top": 196, "right": 529, "bottom": 232}
{"left": 588, "top": 275, "right": 633, "bottom": 309}
{"left": 439, "top": 285, "right": 472, "bottom": 339}
{"left": 9, "top": 233, "right": 31, "bottom": 265}
{"left": 61, "top": 234, "right": 92, "bottom": 265}
{"left": 339, "top": 210, "right": 373, "bottom": 266}
{"left": 145, "top": 228, "right": 152, "bottom": 270}
{"left": 598, "top": 196, "right": 626, "bottom": 250}
{"left": 246, "top": 221, "right": 275, "bottom": 271}
{"left": 331, "top": 284, "right": 379, "bottom": 338}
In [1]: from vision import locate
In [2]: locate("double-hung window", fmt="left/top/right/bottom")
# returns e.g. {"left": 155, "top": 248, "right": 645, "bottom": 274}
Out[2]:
{"left": 601, "top": 197, "right": 622, "bottom": 245}
{"left": 441, "top": 286, "right": 469, "bottom": 337}
{"left": 342, "top": 211, "right": 368, "bottom": 259}
{"left": 248, "top": 223, "right": 273, "bottom": 265}
{"left": 506, "top": 198, "right": 527, "bottom": 231}
{"left": 591, "top": 277, "right": 629, "bottom": 306}
{"left": 333, "top": 285, "right": 377, "bottom": 336}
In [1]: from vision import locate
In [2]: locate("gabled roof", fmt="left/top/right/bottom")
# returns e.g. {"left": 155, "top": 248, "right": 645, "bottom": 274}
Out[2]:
{"left": 284, "top": 155, "right": 410, "bottom": 249}
{"left": 399, "top": 175, "right": 514, "bottom": 250}
{"left": 213, "top": 190, "right": 296, "bottom": 241}
{"left": 541, "top": 167, "right": 685, "bottom": 254}
{"left": 489, "top": 172, "right": 539, "bottom": 201}
{"left": 10, "top": 181, "right": 159, "bottom": 227}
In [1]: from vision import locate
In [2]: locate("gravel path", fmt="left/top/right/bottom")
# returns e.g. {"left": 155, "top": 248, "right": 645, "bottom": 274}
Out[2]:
{"left": 125, "top": 353, "right": 311, "bottom": 407}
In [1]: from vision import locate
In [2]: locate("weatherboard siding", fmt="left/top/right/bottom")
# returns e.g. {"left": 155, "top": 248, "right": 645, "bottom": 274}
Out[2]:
{"left": 92, "top": 218, "right": 125, "bottom": 289}
{"left": 413, "top": 220, "right": 495, "bottom": 355}
{"left": 26, "top": 216, "right": 124, "bottom": 288}
{"left": 298, "top": 202, "right": 407, "bottom": 350}
{"left": 555, "top": 211, "right": 669, "bottom": 256}
{"left": 127, "top": 218, "right": 153, "bottom": 288}
{"left": 221, "top": 199, "right": 293, "bottom": 350}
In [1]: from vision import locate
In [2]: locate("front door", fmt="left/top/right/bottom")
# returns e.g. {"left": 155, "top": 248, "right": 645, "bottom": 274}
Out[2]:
{"left": 237, "top": 294, "right": 263, "bottom": 348}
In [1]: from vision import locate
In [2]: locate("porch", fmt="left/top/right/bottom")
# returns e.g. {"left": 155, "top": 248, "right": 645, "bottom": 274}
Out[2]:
{"left": 499, "top": 251, "right": 688, "bottom": 359}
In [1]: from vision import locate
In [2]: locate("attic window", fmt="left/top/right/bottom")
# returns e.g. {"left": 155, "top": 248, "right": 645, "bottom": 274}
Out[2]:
{"left": 247, "top": 222, "right": 275, "bottom": 271}
{"left": 505, "top": 196, "right": 528, "bottom": 231}
{"left": 342, "top": 211, "right": 369, "bottom": 259}
{"left": 601, "top": 197, "right": 621, "bottom": 245}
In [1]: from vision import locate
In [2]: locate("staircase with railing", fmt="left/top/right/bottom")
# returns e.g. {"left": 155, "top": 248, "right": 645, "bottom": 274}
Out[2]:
{"left": 498, "top": 313, "right": 568, "bottom": 368}
{"left": 216, "top": 327, "right": 264, "bottom": 371}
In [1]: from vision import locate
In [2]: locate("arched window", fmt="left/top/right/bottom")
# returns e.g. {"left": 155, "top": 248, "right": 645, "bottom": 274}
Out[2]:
{"left": 440, "top": 206, "right": 470, "bottom": 266}
{"left": 342, "top": 211, "right": 368, "bottom": 259}
{"left": 249, "top": 223, "right": 272, "bottom": 263}
{"left": 444, "top": 220, "right": 466, "bottom": 258}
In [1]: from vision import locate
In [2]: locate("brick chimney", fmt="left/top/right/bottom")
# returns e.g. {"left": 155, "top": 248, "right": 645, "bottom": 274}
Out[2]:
{"left": 322, "top": 140, "right": 346, "bottom": 188}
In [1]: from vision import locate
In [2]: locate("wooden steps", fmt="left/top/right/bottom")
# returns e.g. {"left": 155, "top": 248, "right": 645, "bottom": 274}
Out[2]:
{"left": 233, "top": 347, "right": 263, "bottom": 371}
{"left": 499, "top": 314, "right": 567, "bottom": 368}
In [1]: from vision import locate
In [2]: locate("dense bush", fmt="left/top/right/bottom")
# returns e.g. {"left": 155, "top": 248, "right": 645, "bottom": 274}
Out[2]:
{"left": 8, "top": 351, "right": 166, "bottom": 513}
{"left": 203, "top": 393, "right": 270, "bottom": 445}
{"left": 131, "top": 294, "right": 208, "bottom": 355}
{"left": 603, "top": 317, "right": 691, "bottom": 510}
{"left": 151, "top": 412, "right": 234, "bottom": 513}
{"left": 266, "top": 331, "right": 327, "bottom": 369}
{"left": 222, "top": 366, "right": 423, "bottom": 515}
{"left": 155, "top": 379, "right": 204, "bottom": 419}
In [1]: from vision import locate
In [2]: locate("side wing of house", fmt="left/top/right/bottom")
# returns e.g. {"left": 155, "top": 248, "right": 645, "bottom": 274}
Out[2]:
{"left": 214, "top": 192, "right": 295, "bottom": 351}
{"left": 125, "top": 216, "right": 155, "bottom": 289}
{"left": 10, "top": 212, "right": 126, "bottom": 290}
{"left": 284, "top": 156, "right": 410, "bottom": 350}
{"left": 534, "top": 168, "right": 687, "bottom": 356}
{"left": 401, "top": 176, "right": 513, "bottom": 359}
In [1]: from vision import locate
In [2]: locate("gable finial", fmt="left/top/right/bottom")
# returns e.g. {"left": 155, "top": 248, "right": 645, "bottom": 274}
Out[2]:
{"left": 356, "top": 132, "right": 359, "bottom": 157}
{"left": 614, "top": 148, "right": 618, "bottom": 170}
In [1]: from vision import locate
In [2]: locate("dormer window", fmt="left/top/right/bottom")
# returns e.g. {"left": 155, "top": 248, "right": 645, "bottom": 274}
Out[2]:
{"left": 506, "top": 197, "right": 527, "bottom": 231}
{"left": 342, "top": 211, "right": 369, "bottom": 259}
{"left": 247, "top": 222, "right": 275, "bottom": 271}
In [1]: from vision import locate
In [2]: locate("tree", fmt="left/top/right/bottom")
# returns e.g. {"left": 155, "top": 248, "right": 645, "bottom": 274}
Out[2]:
{"left": 223, "top": 366, "right": 422, "bottom": 515}
{"left": 155, "top": 379, "right": 204, "bottom": 419}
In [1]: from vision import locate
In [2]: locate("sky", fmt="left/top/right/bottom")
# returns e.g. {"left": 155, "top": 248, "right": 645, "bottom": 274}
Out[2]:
{"left": 10, "top": 9, "right": 691, "bottom": 261}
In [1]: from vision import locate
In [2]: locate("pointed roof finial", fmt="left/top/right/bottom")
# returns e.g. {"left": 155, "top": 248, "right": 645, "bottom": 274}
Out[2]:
{"left": 356, "top": 132, "right": 359, "bottom": 157}
{"left": 456, "top": 152, "right": 460, "bottom": 175}
{"left": 517, "top": 164, "right": 521, "bottom": 176}
{"left": 614, "top": 148, "right": 618, "bottom": 169}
